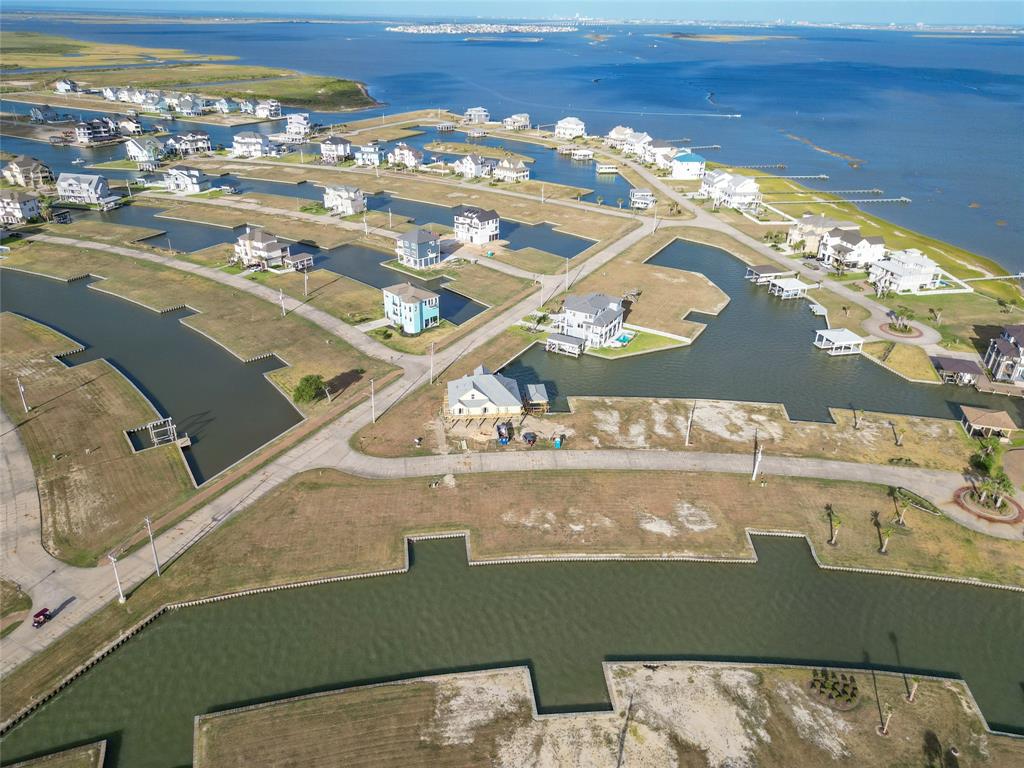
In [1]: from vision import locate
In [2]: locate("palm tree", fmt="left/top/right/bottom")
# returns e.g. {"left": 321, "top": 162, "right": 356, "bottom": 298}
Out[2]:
{"left": 842, "top": 305, "right": 850, "bottom": 317}
{"left": 826, "top": 505, "right": 842, "bottom": 546}
{"left": 616, "top": 197, "right": 624, "bottom": 209}
{"left": 991, "top": 472, "right": 1014, "bottom": 508}
{"left": 894, "top": 306, "right": 915, "bottom": 332}
{"left": 929, "top": 307, "right": 943, "bottom": 324}
{"left": 976, "top": 476, "right": 995, "bottom": 506}
{"left": 879, "top": 525, "right": 896, "bottom": 554}
{"left": 596, "top": 195, "right": 604, "bottom": 207}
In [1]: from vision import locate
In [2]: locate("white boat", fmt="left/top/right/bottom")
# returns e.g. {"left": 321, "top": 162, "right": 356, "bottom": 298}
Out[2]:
{"left": 71, "top": 158, "right": 85, "bottom": 165}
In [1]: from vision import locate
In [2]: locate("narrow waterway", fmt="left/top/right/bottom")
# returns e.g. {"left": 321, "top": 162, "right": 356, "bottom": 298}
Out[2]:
{"left": 0, "top": 269, "right": 302, "bottom": 483}
{"left": 504, "top": 238, "right": 1024, "bottom": 424}
{"left": 1, "top": 536, "right": 1021, "bottom": 767}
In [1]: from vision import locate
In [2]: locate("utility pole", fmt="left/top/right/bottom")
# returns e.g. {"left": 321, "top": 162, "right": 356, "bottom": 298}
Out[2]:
{"left": 16, "top": 377, "right": 29, "bottom": 413}
{"left": 564, "top": 255, "right": 569, "bottom": 292}
{"left": 684, "top": 401, "right": 696, "bottom": 446}
{"left": 388, "top": 208, "right": 392, "bottom": 228}
{"left": 540, "top": 183, "right": 545, "bottom": 204}
{"left": 751, "top": 437, "right": 764, "bottom": 482}
{"left": 370, "top": 378, "right": 376, "bottom": 423}
{"left": 322, "top": 384, "right": 332, "bottom": 403}
{"left": 363, "top": 212, "right": 369, "bottom": 235}
{"left": 109, "top": 555, "right": 126, "bottom": 603}
{"left": 279, "top": 289, "right": 286, "bottom": 317}
{"left": 429, "top": 342, "right": 435, "bottom": 384}
{"left": 144, "top": 517, "right": 161, "bottom": 576}
{"left": 303, "top": 268, "right": 309, "bottom": 298}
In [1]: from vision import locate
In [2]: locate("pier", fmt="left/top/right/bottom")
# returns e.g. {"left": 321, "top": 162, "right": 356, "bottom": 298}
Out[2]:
{"left": 753, "top": 174, "right": 829, "bottom": 180}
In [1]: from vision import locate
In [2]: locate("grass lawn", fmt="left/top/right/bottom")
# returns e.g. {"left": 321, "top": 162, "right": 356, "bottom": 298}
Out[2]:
{"left": 6, "top": 741, "right": 106, "bottom": 768}
{"left": 253, "top": 268, "right": 384, "bottom": 326}
{"left": 435, "top": 260, "right": 534, "bottom": 307}
{"left": 423, "top": 140, "right": 534, "bottom": 163}
{"left": 41, "top": 218, "right": 164, "bottom": 248}
{"left": 0, "top": 311, "right": 195, "bottom": 566}
{"left": 87, "top": 159, "right": 140, "bottom": 171}
{"left": 370, "top": 320, "right": 458, "bottom": 354}
{"left": 200, "top": 75, "right": 376, "bottom": 110}
{"left": 157, "top": 202, "right": 354, "bottom": 249}
{"left": 192, "top": 662, "right": 1023, "bottom": 768}
{"left": 0, "top": 31, "right": 232, "bottom": 69}
{"left": 491, "top": 246, "right": 566, "bottom": 275}
{"left": 586, "top": 329, "right": 683, "bottom": 357}
{"left": 863, "top": 342, "right": 942, "bottom": 383}
{"left": 876, "top": 290, "right": 1024, "bottom": 355}
{"left": 1, "top": 579, "right": 33, "bottom": 639}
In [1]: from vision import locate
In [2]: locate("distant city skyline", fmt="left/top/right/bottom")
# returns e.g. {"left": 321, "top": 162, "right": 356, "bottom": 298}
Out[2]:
{"left": 6, "top": 0, "right": 1024, "bottom": 26}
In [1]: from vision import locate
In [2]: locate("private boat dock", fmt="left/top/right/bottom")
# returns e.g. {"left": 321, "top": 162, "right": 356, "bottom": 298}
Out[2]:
{"left": 767, "top": 276, "right": 817, "bottom": 300}
{"left": 595, "top": 163, "right": 619, "bottom": 174}
{"left": 745, "top": 264, "right": 794, "bottom": 285}
{"left": 813, "top": 328, "right": 864, "bottom": 356}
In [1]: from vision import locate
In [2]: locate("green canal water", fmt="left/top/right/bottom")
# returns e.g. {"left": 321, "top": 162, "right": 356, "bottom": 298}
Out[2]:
{"left": 2, "top": 537, "right": 1022, "bottom": 766}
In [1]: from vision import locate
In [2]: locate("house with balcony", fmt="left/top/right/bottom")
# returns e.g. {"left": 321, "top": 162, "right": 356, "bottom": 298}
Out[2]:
{"left": 554, "top": 292, "right": 625, "bottom": 351}
{"left": 232, "top": 131, "right": 274, "bottom": 158}
{"left": 453, "top": 205, "right": 500, "bottom": 245}
{"left": 817, "top": 227, "right": 886, "bottom": 270}
{"left": 493, "top": 158, "right": 529, "bottom": 182}
{"left": 395, "top": 227, "right": 441, "bottom": 270}
{"left": 3, "top": 156, "right": 54, "bottom": 189}
{"left": 117, "top": 117, "right": 144, "bottom": 135}
{"left": 383, "top": 282, "right": 441, "bottom": 335}
{"left": 232, "top": 225, "right": 291, "bottom": 270}
{"left": 554, "top": 116, "right": 586, "bottom": 140}
{"left": 125, "top": 136, "right": 165, "bottom": 166}
{"left": 166, "top": 130, "right": 212, "bottom": 156}
{"left": 604, "top": 125, "right": 634, "bottom": 149}
{"left": 670, "top": 152, "right": 705, "bottom": 180}
{"left": 868, "top": 249, "right": 943, "bottom": 295}
{"left": 355, "top": 143, "right": 385, "bottom": 167}
{"left": 0, "top": 190, "right": 41, "bottom": 224}
{"left": 698, "top": 170, "right": 762, "bottom": 211}
{"left": 320, "top": 136, "right": 352, "bottom": 164}
{"left": 213, "top": 98, "right": 239, "bottom": 113}
{"left": 463, "top": 106, "right": 490, "bottom": 124}
{"left": 74, "top": 118, "right": 119, "bottom": 145}
{"left": 56, "top": 173, "right": 116, "bottom": 207}
{"left": 502, "top": 113, "right": 530, "bottom": 130}
{"left": 786, "top": 213, "right": 858, "bottom": 254}
{"left": 163, "top": 165, "right": 211, "bottom": 194}
{"left": 237, "top": 99, "right": 256, "bottom": 114}
{"left": 54, "top": 78, "right": 79, "bottom": 94}
{"left": 983, "top": 325, "right": 1024, "bottom": 385}
{"left": 629, "top": 188, "right": 657, "bottom": 210}
{"left": 323, "top": 185, "right": 366, "bottom": 216}
{"left": 255, "top": 99, "right": 282, "bottom": 119}
{"left": 622, "top": 131, "right": 653, "bottom": 158}
{"left": 453, "top": 153, "right": 493, "bottom": 179}
{"left": 285, "top": 113, "right": 311, "bottom": 141}
{"left": 387, "top": 142, "right": 424, "bottom": 169}
{"left": 446, "top": 365, "right": 523, "bottom": 419}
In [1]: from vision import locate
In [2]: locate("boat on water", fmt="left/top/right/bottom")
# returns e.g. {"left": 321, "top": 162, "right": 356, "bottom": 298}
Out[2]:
{"left": 71, "top": 157, "right": 85, "bottom": 165}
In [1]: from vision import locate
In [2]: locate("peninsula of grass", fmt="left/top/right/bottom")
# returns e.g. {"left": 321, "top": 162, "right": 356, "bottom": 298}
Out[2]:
{"left": 7, "top": 741, "right": 107, "bottom": 768}
{"left": 3, "top": 465, "right": 1022, "bottom": 726}
{"left": 0, "top": 31, "right": 233, "bottom": 70}
{"left": 424, "top": 140, "right": 534, "bottom": 163}
{"left": 863, "top": 341, "right": 942, "bottom": 383}
{"left": 586, "top": 329, "right": 682, "bottom": 357}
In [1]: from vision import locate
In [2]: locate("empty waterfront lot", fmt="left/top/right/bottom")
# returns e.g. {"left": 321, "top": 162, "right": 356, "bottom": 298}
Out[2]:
{"left": 193, "top": 663, "right": 1024, "bottom": 768}
{"left": 0, "top": 312, "right": 194, "bottom": 566}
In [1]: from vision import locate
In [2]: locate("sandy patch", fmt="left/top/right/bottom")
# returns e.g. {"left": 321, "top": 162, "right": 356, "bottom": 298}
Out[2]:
{"left": 693, "top": 400, "right": 784, "bottom": 443}
{"left": 432, "top": 674, "right": 529, "bottom": 745}
{"left": 775, "top": 681, "right": 850, "bottom": 759}
{"left": 592, "top": 408, "right": 621, "bottom": 437}
{"left": 675, "top": 501, "right": 717, "bottom": 532}
{"left": 650, "top": 401, "right": 675, "bottom": 438}
{"left": 638, "top": 513, "right": 677, "bottom": 537}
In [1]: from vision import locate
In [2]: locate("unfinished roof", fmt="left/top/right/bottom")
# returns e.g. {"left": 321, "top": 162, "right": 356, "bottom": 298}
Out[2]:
{"left": 384, "top": 282, "right": 439, "bottom": 303}
{"left": 961, "top": 406, "right": 1017, "bottom": 431}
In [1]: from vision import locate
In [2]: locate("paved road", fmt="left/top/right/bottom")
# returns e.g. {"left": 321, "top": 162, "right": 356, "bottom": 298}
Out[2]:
{"left": 0, "top": 131, "right": 1013, "bottom": 681}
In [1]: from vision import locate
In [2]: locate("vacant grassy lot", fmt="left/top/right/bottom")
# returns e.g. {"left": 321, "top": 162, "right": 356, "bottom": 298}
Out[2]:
{"left": 405, "top": 259, "right": 534, "bottom": 308}
{"left": 0, "top": 311, "right": 194, "bottom": 565}
{"left": 157, "top": 201, "right": 355, "bottom": 249}
{"left": 252, "top": 268, "right": 384, "bottom": 326}
{"left": 0, "top": 31, "right": 231, "bottom": 69}
{"left": 863, "top": 341, "right": 942, "bottom": 383}
{"left": 7, "top": 741, "right": 106, "bottom": 768}
{"left": 48, "top": 63, "right": 292, "bottom": 89}
{"left": 569, "top": 229, "right": 729, "bottom": 340}
{"left": 41, "top": 218, "right": 164, "bottom": 249}
{"left": 424, "top": 141, "right": 534, "bottom": 163}
{"left": 876, "top": 290, "right": 1024, "bottom": 354}
{"left": 4, "top": 464, "right": 1022, "bottom": 726}
{"left": 193, "top": 663, "right": 1023, "bottom": 768}
{"left": 202, "top": 75, "right": 376, "bottom": 110}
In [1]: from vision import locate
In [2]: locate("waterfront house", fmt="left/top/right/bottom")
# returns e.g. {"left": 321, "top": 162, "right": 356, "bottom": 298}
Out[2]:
{"left": 868, "top": 249, "right": 942, "bottom": 295}
{"left": 142, "top": 93, "right": 166, "bottom": 113}
{"left": 453, "top": 205, "right": 500, "bottom": 245}
{"left": 670, "top": 152, "right": 705, "bottom": 180}
{"left": 214, "top": 98, "right": 239, "bottom": 113}
{"left": 604, "top": 125, "right": 634, "bottom": 149}
{"left": 554, "top": 116, "right": 586, "bottom": 140}
{"left": 629, "top": 188, "right": 657, "bottom": 210}
{"left": 382, "top": 282, "right": 441, "bottom": 335}
{"left": 232, "top": 225, "right": 291, "bottom": 270}
{"left": 558, "top": 292, "right": 625, "bottom": 350}
{"left": 387, "top": 142, "right": 424, "bottom": 169}
{"left": 453, "top": 153, "right": 493, "bottom": 179}
{"left": 29, "top": 105, "right": 60, "bottom": 123}
{"left": 493, "top": 158, "right": 530, "bottom": 182}
{"left": 320, "top": 136, "right": 352, "bottom": 164}
{"left": 817, "top": 227, "right": 886, "bottom": 270}
{"left": 813, "top": 328, "right": 864, "bottom": 356}
{"left": 56, "top": 173, "right": 115, "bottom": 207}
{"left": 446, "top": 365, "right": 523, "bottom": 419}
{"left": 176, "top": 96, "right": 202, "bottom": 117}
{"left": 54, "top": 78, "right": 79, "bottom": 94}
{"left": 395, "top": 227, "right": 441, "bottom": 270}
{"left": 960, "top": 406, "right": 1017, "bottom": 439}
{"left": 463, "top": 106, "right": 490, "bottom": 124}
{"left": 232, "top": 131, "right": 274, "bottom": 158}
{"left": 786, "top": 213, "right": 858, "bottom": 253}
{"left": 645, "top": 143, "right": 677, "bottom": 169}
{"left": 166, "top": 130, "right": 212, "bottom": 156}
{"left": 116, "top": 87, "right": 134, "bottom": 103}
{"left": 117, "top": 117, "right": 144, "bottom": 135}
{"left": 74, "top": 118, "right": 119, "bottom": 145}
{"left": 355, "top": 143, "right": 385, "bottom": 167}
{"left": 502, "top": 113, "right": 530, "bottom": 130}
{"left": 698, "top": 170, "right": 762, "bottom": 211}
{"left": 102, "top": 87, "right": 119, "bottom": 101}
{"left": 237, "top": 99, "right": 256, "bottom": 114}
{"left": 163, "top": 165, "right": 211, "bottom": 194}
{"left": 3, "top": 156, "right": 54, "bottom": 189}
{"left": 0, "top": 190, "right": 41, "bottom": 224}
{"left": 983, "top": 326, "right": 1024, "bottom": 384}
{"left": 124, "top": 136, "right": 166, "bottom": 166}
{"left": 286, "top": 113, "right": 312, "bottom": 141}
{"left": 622, "top": 131, "right": 653, "bottom": 158}
{"left": 931, "top": 356, "right": 982, "bottom": 386}
{"left": 255, "top": 100, "right": 282, "bottom": 119}
{"left": 132, "top": 88, "right": 152, "bottom": 105}
{"left": 323, "top": 185, "right": 366, "bottom": 216}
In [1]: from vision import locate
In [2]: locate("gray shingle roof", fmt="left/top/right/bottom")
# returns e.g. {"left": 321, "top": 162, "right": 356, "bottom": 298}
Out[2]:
{"left": 447, "top": 365, "right": 522, "bottom": 409}
{"left": 398, "top": 227, "right": 440, "bottom": 245}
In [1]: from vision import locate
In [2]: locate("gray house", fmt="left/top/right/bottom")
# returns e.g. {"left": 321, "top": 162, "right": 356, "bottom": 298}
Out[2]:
{"left": 394, "top": 227, "right": 441, "bottom": 270}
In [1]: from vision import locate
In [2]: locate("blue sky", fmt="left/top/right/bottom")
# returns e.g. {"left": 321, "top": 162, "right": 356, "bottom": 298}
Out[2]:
{"left": 7, "top": 1, "right": 1024, "bottom": 25}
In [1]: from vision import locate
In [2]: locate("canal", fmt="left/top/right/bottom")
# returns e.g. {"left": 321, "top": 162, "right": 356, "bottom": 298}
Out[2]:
{"left": 504, "top": 238, "right": 1024, "bottom": 425}
{"left": 1, "top": 536, "right": 1021, "bottom": 767}
{"left": 0, "top": 269, "right": 302, "bottom": 484}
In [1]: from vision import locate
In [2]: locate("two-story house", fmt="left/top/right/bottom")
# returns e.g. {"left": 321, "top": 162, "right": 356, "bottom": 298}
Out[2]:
{"left": 163, "top": 165, "right": 211, "bottom": 194}
{"left": 232, "top": 225, "right": 292, "bottom": 270}
{"left": 394, "top": 227, "right": 442, "bottom": 270}
{"left": 320, "top": 136, "right": 352, "bottom": 164}
{"left": 0, "top": 190, "right": 41, "bottom": 224}
{"left": 446, "top": 365, "right": 523, "bottom": 419}
{"left": 56, "top": 173, "right": 115, "bottom": 207}
{"left": 453, "top": 205, "right": 500, "bottom": 245}
{"left": 3, "top": 156, "right": 54, "bottom": 189}
{"left": 984, "top": 325, "right": 1024, "bottom": 385}
{"left": 323, "top": 185, "right": 366, "bottom": 216}
{"left": 558, "top": 292, "right": 625, "bottom": 350}
{"left": 382, "top": 282, "right": 441, "bottom": 335}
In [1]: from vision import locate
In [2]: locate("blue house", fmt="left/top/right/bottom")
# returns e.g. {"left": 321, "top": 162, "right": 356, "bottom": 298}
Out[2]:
{"left": 383, "top": 282, "right": 441, "bottom": 335}
{"left": 394, "top": 227, "right": 441, "bottom": 270}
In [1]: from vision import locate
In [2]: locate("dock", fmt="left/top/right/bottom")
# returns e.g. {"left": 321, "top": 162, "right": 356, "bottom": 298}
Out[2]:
{"left": 546, "top": 333, "right": 584, "bottom": 357}
{"left": 745, "top": 264, "right": 794, "bottom": 285}
{"left": 813, "top": 328, "right": 864, "bottom": 356}
{"left": 595, "top": 163, "right": 618, "bottom": 174}
{"left": 767, "top": 276, "right": 817, "bottom": 299}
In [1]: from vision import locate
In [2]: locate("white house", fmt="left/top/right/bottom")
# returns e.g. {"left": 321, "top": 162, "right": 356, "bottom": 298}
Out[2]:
{"left": 56, "top": 173, "right": 115, "bottom": 207}
{"left": 232, "top": 131, "right": 274, "bottom": 158}
{"left": 554, "top": 116, "right": 586, "bottom": 140}
{"left": 817, "top": 227, "right": 887, "bottom": 270}
{"left": 323, "top": 185, "right": 366, "bottom": 216}
{"left": 319, "top": 136, "right": 352, "bottom": 164}
{"left": 0, "top": 190, "right": 41, "bottom": 224}
{"left": 604, "top": 125, "right": 635, "bottom": 149}
{"left": 163, "top": 165, "right": 211, "bottom": 194}
{"left": 502, "top": 113, "right": 530, "bottom": 130}
{"left": 125, "top": 136, "right": 165, "bottom": 165}
{"left": 629, "top": 188, "right": 657, "bottom": 210}
{"left": 698, "top": 169, "right": 762, "bottom": 211}
{"left": 255, "top": 100, "right": 282, "bottom": 119}
{"left": 285, "top": 113, "right": 311, "bottom": 141}
{"left": 54, "top": 78, "right": 79, "bottom": 94}
{"left": 176, "top": 96, "right": 202, "bottom": 117}
{"left": 232, "top": 225, "right": 291, "bottom": 270}
{"left": 644, "top": 143, "right": 677, "bottom": 169}
{"left": 786, "top": 213, "right": 858, "bottom": 253}
{"left": 387, "top": 142, "right": 423, "bottom": 169}
{"left": 463, "top": 106, "right": 490, "bottom": 124}
{"left": 868, "top": 249, "right": 943, "bottom": 295}
{"left": 214, "top": 98, "right": 239, "bottom": 113}
{"left": 394, "top": 227, "right": 442, "bottom": 270}
{"left": 3, "top": 156, "right": 54, "bottom": 189}
{"left": 622, "top": 131, "right": 653, "bottom": 158}
{"left": 102, "top": 86, "right": 119, "bottom": 101}
{"left": 560, "top": 293, "right": 625, "bottom": 349}
{"left": 74, "top": 118, "right": 118, "bottom": 145}
{"left": 446, "top": 365, "right": 522, "bottom": 418}
{"left": 453, "top": 206, "right": 500, "bottom": 245}
{"left": 493, "top": 158, "right": 529, "bottom": 183}
{"left": 355, "top": 143, "right": 385, "bottom": 167}
{"left": 983, "top": 326, "right": 1024, "bottom": 385}
{"left": 237, "top": 99, "right": 256, "bottom": 114}
{"left": 670, "top": 152, "right": 705, "bottom": 180}
{"left": 166, "top": 130, "right": 212, "bottom": 156}
{"left": 453, "top": 153, "right": 492, "bottom": 179}
{"left": 117, "top": 117, "right": 144, "bottom": 135}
